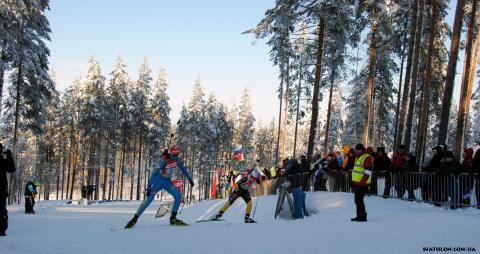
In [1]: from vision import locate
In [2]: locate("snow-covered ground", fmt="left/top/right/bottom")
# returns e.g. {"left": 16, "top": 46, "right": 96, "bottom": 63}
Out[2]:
{"left": 2, "top": 192, "right": 480, "bottom": 254}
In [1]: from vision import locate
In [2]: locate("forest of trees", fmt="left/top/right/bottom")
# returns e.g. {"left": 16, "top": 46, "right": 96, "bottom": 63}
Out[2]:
{"left": 1, "top": 0, "right": 480, "bottom": 202}
{"left": 247, "top": 0, "right": 480, "bottom": 162}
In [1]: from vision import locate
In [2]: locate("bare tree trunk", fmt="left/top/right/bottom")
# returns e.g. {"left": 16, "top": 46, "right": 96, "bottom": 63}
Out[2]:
{"left": 393, "top": 36, "right": 407, "bottom": 150}
{"left": 397, "top": 0, "right": 419, "bottom": 148}
{"left": 293, "top": 62, "right": 303, "bottom": 158}
{"left": 94, "top": 138, "right": 101, "bottom": 200}
{"left": 404, "top": 0, "right": 426, "bottom": 151}
{"left": 455, "top": 0, "right": 478, "bottom": 158}
{"left": 130, "top": 140, "right": 137, "bottom": 201}
{"left": 438, "top": 0, "right": 465, "bottom": 144}
{"left": 364, "top": 22, "right": 377, "bottom": 146}
{"left": 102, "top": 146, "right": 110, "bottom": 201}
{"left": 119, "top": 117, "right": 127, "bottom": 200}
{"left": 416, "top": 0, "right": 438, "bottom": 162}
{"left": 465, "top": 31, "right": 480, "bottom": 136}
{"left": 69, "top": 142, "right": 79, "bottom": 200}
{"left": 9, "top": 61, "right": 22, "bottom": 205}
{"left": 324, "top": 65, "right": 336, "bottom": 152}
{"left": 66, "top": 126, "right": 75, "bottom": 199}
{"left": 375, "top": 81, "right": 385, "bottom": 148}
{"left": 0, "top": 50, "right": 6, "bottom": 119}
{"left": 136, "top": 124, "right": 143, "bottom": 200}
{"left": 281, "top": 60, "right": 290, "bottom": 159}
{"left": 274, "top": 75, "right": 284, "bottom": 165}
{"left": 56, "top": 164, "right": 60, "bottom": 200}
{"left": 307, "top": 19, "right": 325, "bottom": 162}
{"left": 61, "top": 133, "right": 67, "bottom": 199}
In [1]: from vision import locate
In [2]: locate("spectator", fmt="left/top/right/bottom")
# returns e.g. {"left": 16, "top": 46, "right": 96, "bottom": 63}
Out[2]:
{"left": 460, "top": 148, "right": 474, "bottom": 205}
{"left": 263, "top": 168, "right": 272, "bottom": 179}
{"left": 373, "top": 147, "right": 391, "bottom": 196}
{"left": 403, "top": 153, "right": 419, "bottom": 201}
{"left": 386, "top": 145, "right": 407, "bottom": 198}
{"left": 285, "top": 158, "right": 300, "bottom": 176}
{"left": 280, "top": 158, "right": 289, "bottom": 177}
{"left": 350, "top": 144, "right": 373, "bottom": 222}
{"left": 300, "top": 155, "right": 310, "bottom": 173}
{"left": 312, "top": 155, "right": 326, "bottom": 191}
{"left": 336, "top": 151, "right": 343, "bottom": 168}
{"left": 0, "top": 145, "right": 16, "bottom": 236}
{"left": 438, "top": 151, "right": 462, "bottom": 209}
{"left": 366, "top": 147, "right": 375, "bottom": 156}
{"left": 326, "top": 153, "right": 339, "bottom": 191}
{"left": 473, "top": 144, "right": 480, "bottom": 209}
{"left": 426, "top": 146, "right": 445, "bottom": 206}
{"left": 342, "top": 147, "right": 356, "bottom": 192}
{"left": 24, "top": 177, "right": 38, "bottom": 214}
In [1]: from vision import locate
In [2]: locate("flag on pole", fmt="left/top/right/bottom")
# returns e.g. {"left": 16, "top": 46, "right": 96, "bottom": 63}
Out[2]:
{"left": 233, "top": 145, "right": 244, "bottom": 162}
{"left": 211, "top": 173, "right": 217, "bottom": 198}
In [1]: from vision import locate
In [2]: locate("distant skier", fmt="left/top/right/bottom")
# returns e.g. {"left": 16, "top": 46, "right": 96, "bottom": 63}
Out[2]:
{"left": 125, "top": 145, "right": 194, "bottom": 228}
{"left": 24, "top": 177, "right": 38, "bottom": 214}
{"left": 210, "top": 165, "right": 264, "bottom": 223}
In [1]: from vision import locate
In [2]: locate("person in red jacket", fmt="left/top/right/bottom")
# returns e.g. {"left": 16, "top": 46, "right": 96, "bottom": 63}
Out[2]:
{"left": 391, "top": 146, "right": 408, "bottom": 199}
{"left": 351, "top": 144, "right": 373, "bottom": 222}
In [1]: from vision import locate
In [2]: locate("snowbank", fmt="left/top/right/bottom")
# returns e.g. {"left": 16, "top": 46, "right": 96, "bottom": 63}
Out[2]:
{"left": 2, "top": 192, "right": 479, "bottom": 254}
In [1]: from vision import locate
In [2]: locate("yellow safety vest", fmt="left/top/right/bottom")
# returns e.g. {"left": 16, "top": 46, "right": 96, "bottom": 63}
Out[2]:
{"left": 352, "top": 153, "right": 372, "bottom": 184}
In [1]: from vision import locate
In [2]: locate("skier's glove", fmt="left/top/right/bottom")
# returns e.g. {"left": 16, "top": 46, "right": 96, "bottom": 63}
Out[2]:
{"left": 5, "top": 149, "right": 12, "bottom": 158}
{"left": 188, "top": 179, "right": 195, "bottom": 187}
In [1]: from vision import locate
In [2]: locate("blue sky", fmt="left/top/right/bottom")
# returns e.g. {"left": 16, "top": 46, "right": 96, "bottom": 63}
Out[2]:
{"left": 46, "top": 0, "right": 279, "bottom": 123}
{"left": 46, "top": 1, "right": 470, "bottom": 125}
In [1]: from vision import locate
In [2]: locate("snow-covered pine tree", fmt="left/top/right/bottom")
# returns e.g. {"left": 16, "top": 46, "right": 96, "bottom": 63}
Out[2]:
{"left": 319, "top": 1, "right": 354, "bottom": 152}
{"left": 105, "top": 55, "right": 130, "bottom": 200}
{"left": 245, "top": 0, "right": 298, "bottom": 163}
{"left": 131, "top": 58, "right": 152, "bottom": 200}
{"left": 1, "top": 0, "right": 53, "bottom": 203}
{"left": 254, "top": 120, "right": 277, "bottom": 169}
{"left": 421, "top": 0, "right": 448, "bottom": 152}
{"left": 80, "top": 56, "right": 106, "bottom": 200}
{"left": 236, "top": 87, "right": 255, "bottom": 165}
{"left": 149, "top": 67, "right": 171, "bottom": 162}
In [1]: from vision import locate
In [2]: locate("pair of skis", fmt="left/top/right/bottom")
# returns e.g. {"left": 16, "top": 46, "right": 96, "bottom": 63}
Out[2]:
{"left": 155, "top": 202, "right": 228, "bottom": 224}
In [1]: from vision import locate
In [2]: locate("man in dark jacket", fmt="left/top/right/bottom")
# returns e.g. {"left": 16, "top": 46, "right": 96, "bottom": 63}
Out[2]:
{"left": 299, "top": 155, "right": 311, "bottom": 190}
{"left": 384, "top": 145, "right": 406, "bottom": 198}
{"left": 403, "top": 153, "right": 419, "bottom": 200}
{"left": 0, "top": 144, "right": 16, "bottom": 236}
{"left": 24, "top": 177, "right": 38, "bottom": 214}
{"left": 373, "top": 147, "right": 390, "bottom": 196}
{"left": 438, "top": 151, "right": 462, "bottom": 209}
{"left": 426, "top": 146, "right": 445, "bottom": 205}
{"left": 326, "top": 153, "right": 340, "bottom": 191}
{"left": 300, "top": 155, "right": 310, "bottom": 173}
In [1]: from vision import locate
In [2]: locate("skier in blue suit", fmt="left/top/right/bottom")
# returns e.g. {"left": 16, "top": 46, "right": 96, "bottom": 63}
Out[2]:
{"left": 125, "top": 145, "right": 194, "bottom": 228}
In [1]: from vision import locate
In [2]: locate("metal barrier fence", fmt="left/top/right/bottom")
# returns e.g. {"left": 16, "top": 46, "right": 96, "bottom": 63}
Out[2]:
{"left": 266, "top": 171, "right": 479, "bottom": 209}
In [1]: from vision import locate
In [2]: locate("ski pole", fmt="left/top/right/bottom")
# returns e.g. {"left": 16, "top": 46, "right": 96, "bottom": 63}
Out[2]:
{"left": 179, "top": 184, "right": 191, "bottom": 214}
{"left": 252, "top": 195, "right": 260, "bottom": 219}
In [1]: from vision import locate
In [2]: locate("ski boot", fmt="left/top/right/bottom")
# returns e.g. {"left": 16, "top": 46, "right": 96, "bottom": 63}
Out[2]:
{"left": 244, "top": 214, "right": 257, "bottom": 223}
{"left": 211, "top": 211, "right": 224, "bottom": 221}
{"left": 170, "top": 212, "right": 188, "bottom": 226}
{"left": 125, "top": 214, "right": 139, "bottom": 229}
